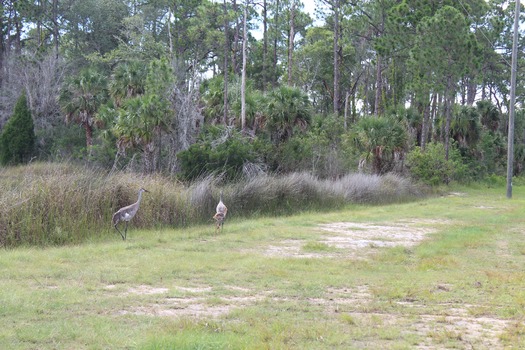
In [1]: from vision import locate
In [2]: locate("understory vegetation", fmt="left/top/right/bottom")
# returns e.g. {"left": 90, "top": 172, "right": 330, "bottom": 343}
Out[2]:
{"left": 0, "top": 0, "right": 523, "bottom": 187}
{"left": 0, "top": 162, "right": 423, "bottom": 247}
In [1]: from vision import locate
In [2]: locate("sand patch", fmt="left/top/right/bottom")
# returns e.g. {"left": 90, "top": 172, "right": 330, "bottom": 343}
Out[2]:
{"left": 121, "top": 285, "right": 169, "bottom": 296}
{"left": 264, "top": 219, "right": 447, "bottom": 259}
{"left": 118, "top": 295, "right": 261, "bottom": 318}
{"left": 111, "top": 218, "right": 508, "bottom": 348}
{"left": 113, "top": 282, "right": 509, "bottom": 348}
{"left": 117, "top": 285, "right": 266, "bottom": 319}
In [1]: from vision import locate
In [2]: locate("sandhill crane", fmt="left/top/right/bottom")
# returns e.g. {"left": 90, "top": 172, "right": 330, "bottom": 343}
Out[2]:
{"left": 213, "top": 191, "right": 228, "bottom": 234}
{"left": 112, "top": 187, "right": 149, "bottom": 240}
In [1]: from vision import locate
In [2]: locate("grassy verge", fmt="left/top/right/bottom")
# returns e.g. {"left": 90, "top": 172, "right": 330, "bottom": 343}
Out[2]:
{"left": 1, "top": 184, "right": 525, "bottom": 348}
{"left": 0, "top": 162, "right": 423, "bottom": 247}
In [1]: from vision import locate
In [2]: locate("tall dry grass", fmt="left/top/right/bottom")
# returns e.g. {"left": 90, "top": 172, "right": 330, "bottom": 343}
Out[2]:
{"left": 0, "top": 163, "right": 424, "bottom": 247}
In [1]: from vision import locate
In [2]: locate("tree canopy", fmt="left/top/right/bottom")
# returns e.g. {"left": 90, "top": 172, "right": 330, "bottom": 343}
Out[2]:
{"left": 0, "top": 0, "right": 523, "bottom": 183}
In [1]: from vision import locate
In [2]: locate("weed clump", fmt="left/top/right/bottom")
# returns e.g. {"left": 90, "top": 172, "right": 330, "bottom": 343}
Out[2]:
{"left": 0, "top": 163, "right": 424, "bottom": 247}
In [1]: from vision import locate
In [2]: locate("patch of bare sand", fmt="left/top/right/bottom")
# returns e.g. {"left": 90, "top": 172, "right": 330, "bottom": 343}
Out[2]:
{"left": 111, "top": 219, "right": 510, "bottom": 348}
{"left": 413, "top": 313, "right": 508, "bottom": 349}
{"left": 122, "top": 285, "right": 169, "bottom": 296}
{"left": 113, "top": 282, "right": 509, "bottom": 348}
{"left": 264, "top": 219, "right": 447, "bottom": 259}
{"left": 118, "top": 295, "right": 261, "bottom": 318}
{"left": 115, "top": 285, "right": 268, "bottom": 319}
{"left": 322, "top": 285, "right": 509, "bottom": 349}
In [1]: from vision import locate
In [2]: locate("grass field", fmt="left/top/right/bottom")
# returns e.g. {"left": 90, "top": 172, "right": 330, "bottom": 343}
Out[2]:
{"left": 1, "top": 184, "right": 525, "bottom": 349}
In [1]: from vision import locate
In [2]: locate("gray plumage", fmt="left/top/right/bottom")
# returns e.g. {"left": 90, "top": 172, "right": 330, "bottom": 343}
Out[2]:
{"left": 112, "top": 187, "right": 149, "bottom": 240}
{"left": 213, "top": 191, "right": 228, "bottom": 234}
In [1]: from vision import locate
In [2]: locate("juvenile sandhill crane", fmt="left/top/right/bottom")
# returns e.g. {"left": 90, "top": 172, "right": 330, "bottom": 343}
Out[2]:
{"left": 213, "top": 191, "right": 228, "bottom": 234}
{"left": 112, "top": 187, "right": 149, "bottom": 240}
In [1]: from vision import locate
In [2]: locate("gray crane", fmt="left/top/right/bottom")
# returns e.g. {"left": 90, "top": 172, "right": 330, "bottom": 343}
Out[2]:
{"left": 213, "top": 191, "right": 228, "bottom": 234}
{"left": 112, "top": 187, "right": 149, "bottom": 240}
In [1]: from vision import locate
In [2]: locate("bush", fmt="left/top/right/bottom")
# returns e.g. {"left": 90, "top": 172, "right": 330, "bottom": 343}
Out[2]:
{"left": 345, "top": 115, "right": 408, "bottom": 174}
{"left": 0, "top": 93, "right": 35, "bottom": 165}
{"left": 406, "top": 142, "right": 464, "bottom": 185}
{"left": 177, "top": 126, "right": 258, "bottom": 181}
{"left": 36, "top": 123, "right": 86, "bottom": 161}
{"left": 276, "top": 114, "right": 348, "bottom": 178}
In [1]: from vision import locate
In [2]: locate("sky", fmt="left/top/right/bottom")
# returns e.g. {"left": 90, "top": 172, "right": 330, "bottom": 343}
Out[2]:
{"left": 251, "top": 0, "right": 322, "bottom": 40}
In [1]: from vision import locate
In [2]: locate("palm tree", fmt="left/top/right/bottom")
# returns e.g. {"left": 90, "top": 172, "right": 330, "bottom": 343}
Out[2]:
{"left": 451, "top": 105, "right": 481, "bottom": 149}
{"left": 109, "top": 60, "right": 147, "bottom": 107}
{"left": 112, "top": 59, "right": 174, "bottom": 173}
{"left": 477, "top": 100, "right": 500, "bottom": 132}
{"left": 59, "top": 68, "right": 108, "bottom": 153}
{"left": 350, "top": 116, "right": 408, "bottom": 174}
{"left": 266, "top": 86, "right": 311, "bottom": 143}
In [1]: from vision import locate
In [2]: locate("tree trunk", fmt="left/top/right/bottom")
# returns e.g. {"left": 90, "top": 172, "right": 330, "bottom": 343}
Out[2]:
{"left": 233, "top": 0, "right": 240, "bottom": 74}
{"left": 262, "top": 0, "right": 268, "bottom": 91}
{"left": 344, "top": 90, "right": 350, "bottom": 130}
{"left": 421, "top": 92, "right": 432, "bottom": 151}
{"left": 241, "top": 3, "right": 248, "bottom": 130}
{"left": 272, "top": 0, "right": 280, "bottom": 88}
{"left": 14, "top": 8, "right": 22, "bottom": 55}
{"left": 167, "top": 7, "right": 174, "bottom": 62}
{"left": 37, "top": 0, "right": 43, "bottom": 48}
{"left": 84, "top": 122, "right": 93, "bottom": 157}
{"left": 143, "top": 141, "right": 155, "bottom": 174}
{"left": 421, "top": 96, "right": 430, "bottom": 150}
{"left": 0, "top": 3, "right": 4, "bottom": 88}
{"left": 444, "top": 76, "right": 453, "bottom": 160}
{"left": 374, "top": 55, "right": 382, "bottom": 116}
{"left": 374, "top": 11, "right": 385, "bottom": 116}
{"left": 287, "top": 1, "right": 295, "bottom": 86}
{"left": 53, "top": 0, "right": 59, "bottom": 58}
{"left": 466, "top": 76, "right": 477, "bottom": 106}
{"left": 223, "top": 0, "right": 229, "bottom": 125}
{"left": 373, "top": 147, "right": 382, "bottom": 175}
{"left": 333, "top": 0, "right": 340, "bottom": 114}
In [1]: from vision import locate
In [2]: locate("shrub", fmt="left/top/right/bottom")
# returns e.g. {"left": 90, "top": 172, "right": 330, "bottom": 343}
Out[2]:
{"left": 265, "top": 86, "right": 312, "bottom": 143}
{"left": 0, "top": 93, "right": 35, "bottom": 165}
{"left": 276, "top": 114, "right": 348, "bottom": 178}
{"left": 177, "top": 126, "right": 258, "bottom": 181}
{"left": 406, "top": 142, "right": 465, "bottom": 185}
{"left": 346, "top": 115, "right": 408, "bottom": 174}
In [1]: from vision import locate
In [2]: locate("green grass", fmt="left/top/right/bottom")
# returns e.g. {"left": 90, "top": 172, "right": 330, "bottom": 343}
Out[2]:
{"left": 1, "top": 184, "right": 525, "bottom": 348}
{"left": 0, "top": 162, "right": 423, "bottom": 247}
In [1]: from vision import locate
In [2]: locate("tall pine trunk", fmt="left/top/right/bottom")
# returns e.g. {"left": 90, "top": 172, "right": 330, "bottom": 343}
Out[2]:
{"left": 444, "top": 76, "right": 454, "bottom": 160}
{"left": 333, "top": 0, "right": 340, "bottom": 114}
{"left": 233, "top": 0, "right": 240, "bottom": 74}
{"left": 421, "top": 93, "right": 432, "bottom": 151}
{"left": 272, "top": 0, "right": 280, "bottom": 88}
{"left": 374, "top": 12, "right": 385, "bottom": 116}
{"left": 241, "top": 3, "right": 248, "bottom": 130}
{"left": 287, "top": 1, "right": 295, "bottom": 86}
{"left": 374, "top": 55, "right": 382, "bottom": 116}
{"left": 223, "top": 0, "right": 229, "bottom": 125}
{"left": 262, "top": 0, "right": 268, "bottom": 91}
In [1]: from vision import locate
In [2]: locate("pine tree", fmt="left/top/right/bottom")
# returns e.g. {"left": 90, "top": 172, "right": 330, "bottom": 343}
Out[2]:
{"left": 0, "top": 93, "right": 35, "bottom": 165}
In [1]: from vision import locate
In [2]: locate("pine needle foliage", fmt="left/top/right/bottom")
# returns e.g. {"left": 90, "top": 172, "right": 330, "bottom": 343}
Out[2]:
{"left": 0, "top": 93, "right": 35, "bottom": 165}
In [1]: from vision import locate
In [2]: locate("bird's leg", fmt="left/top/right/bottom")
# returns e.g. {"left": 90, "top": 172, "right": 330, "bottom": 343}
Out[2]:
{"left": 124, "top": 221, "right": 128, "bottom": 240}
{"left": 115, "top": 223, "right": 125, "bottom": 240}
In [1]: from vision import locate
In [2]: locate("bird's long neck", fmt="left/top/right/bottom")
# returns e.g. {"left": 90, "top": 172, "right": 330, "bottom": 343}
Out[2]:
{"left": 136, "top": 191, "right": 144, "bottom": 206}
